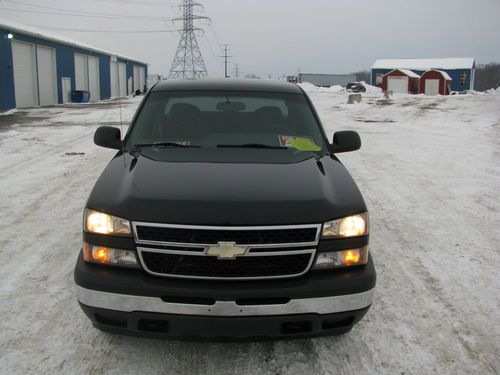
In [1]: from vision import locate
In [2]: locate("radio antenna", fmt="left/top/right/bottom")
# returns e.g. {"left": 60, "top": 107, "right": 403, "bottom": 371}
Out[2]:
{"left": 118, "top": 94, "right": 124, "bottom": 149}
{"left": 116, "top": 63, "right": 124, "bottom": 154}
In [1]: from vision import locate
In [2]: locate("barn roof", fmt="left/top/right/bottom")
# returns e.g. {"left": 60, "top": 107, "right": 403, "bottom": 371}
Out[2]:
{"left": 424, "top": 69, "right": 453, "bottom": 81}
{"left": 384, "top": 69, "right": 421, "bottom": 79}
{"left": 0, "top": 16, "right": 147, "bottom": 65}
{"left": 372, "top": 58, "right": 475, "bottom": 70}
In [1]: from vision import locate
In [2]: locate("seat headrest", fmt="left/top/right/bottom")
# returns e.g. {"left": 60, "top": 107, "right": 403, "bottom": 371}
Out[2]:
{"left": 169, "top": 103, "right": 200, "bottom": 122}
{"left": 254, "top": 106, "right": 284, "bottom": 124}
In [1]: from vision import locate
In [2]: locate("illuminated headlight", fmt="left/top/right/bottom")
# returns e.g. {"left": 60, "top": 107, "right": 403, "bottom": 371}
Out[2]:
{"left": 322, "top": 213, "right": 369, "bottom": 238}
{"left": 312, "top": 247, "right": 369, "bottom": 270}
{"left": 83, "top": 243, "right": 139, "bottom": 268}
{"left": 84, "top": 209, "right": 131, "bottom": 236}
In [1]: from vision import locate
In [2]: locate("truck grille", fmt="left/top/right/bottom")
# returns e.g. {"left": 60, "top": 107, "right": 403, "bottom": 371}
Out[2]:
{"left": 133, "top": 223, "right": 321, "bottom": 280}
{"left": 135, "top": 225, "right": 318, "bottom": 245}
{"left": 140, "top": 252, "right": 313, "bottom": 279}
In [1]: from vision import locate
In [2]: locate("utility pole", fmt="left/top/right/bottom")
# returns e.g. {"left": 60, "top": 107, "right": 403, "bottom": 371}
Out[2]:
{"left": 168, "top": 0, "right": 209, "bottom": 80}
{"left": 233, "top": 63, "right": 240, "bottom": 78}
{"left": 220, "top": 44, "right": 232, "bottom": 78}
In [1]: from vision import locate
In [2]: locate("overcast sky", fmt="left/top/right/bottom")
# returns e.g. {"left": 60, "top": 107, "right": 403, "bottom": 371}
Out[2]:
{"left": 1, "top": 0, "right": 500, "bottom": 77}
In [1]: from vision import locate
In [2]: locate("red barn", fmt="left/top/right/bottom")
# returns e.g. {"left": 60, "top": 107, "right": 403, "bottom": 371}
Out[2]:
{"left": 419, "top": 70, "right": 452, "bottom": 95}
{"left": 382, "top": 69, "right": 420, "bottom": 94}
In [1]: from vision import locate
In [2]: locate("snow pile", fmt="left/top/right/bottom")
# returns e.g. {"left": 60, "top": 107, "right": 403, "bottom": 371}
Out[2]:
{"left": 485, "top": 87, "right": 500, "bottom": 95}
{"left": 360, "top": 81, "right": 383, "bottom": 93}
{"left": 325, "top": 85, "right": 345, "bottom": 93}
{"left": 298, "top": 83, "right": 345, "bottom": 94}
{"left": 297, "top": 82, "right": 318, "bottom": 92}
{"left": 0, "top": 109, "right": 18, "bottom": 116}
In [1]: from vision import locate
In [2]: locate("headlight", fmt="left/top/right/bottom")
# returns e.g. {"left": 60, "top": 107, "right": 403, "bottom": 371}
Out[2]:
{"left": 84, "top": 209, "right": 131, "bottom": 236}
{"left": 83, "top": 243, "right": 139, "bottom": 268}
{"left": 312, "top": 247, "right": 369, "bottom": 270}
{"left": 322, "top": 212, "right": 369, "bottom": 238}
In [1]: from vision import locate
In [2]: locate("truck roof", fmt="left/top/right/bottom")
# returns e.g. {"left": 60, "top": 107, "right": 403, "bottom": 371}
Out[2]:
{"left": 152, "top": 78, "right": 303, "bottom": 94}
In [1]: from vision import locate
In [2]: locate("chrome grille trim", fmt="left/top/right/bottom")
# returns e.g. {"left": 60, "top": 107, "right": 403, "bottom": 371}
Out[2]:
{"left": 132, "top": 222, "right": 322, "bottom": 248}
{"left": 133, "top": 222, "right": 321, "bottom": 280}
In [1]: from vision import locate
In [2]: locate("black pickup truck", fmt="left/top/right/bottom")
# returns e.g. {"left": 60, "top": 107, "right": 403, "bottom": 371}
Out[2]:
{"left": 75, "top": 79, "right": 376, "bottom": 341}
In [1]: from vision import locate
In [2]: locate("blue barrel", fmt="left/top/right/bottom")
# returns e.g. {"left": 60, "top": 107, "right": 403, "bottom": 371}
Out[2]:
{"left": 71, "top": 90, "right": 90, "bottom": 103}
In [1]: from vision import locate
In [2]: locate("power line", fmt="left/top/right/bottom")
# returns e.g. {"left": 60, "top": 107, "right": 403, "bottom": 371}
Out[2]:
{"left": 32, "top": 25, "right": 179, "bottom": 34}
{"left": 0, "top": 2, "right": 174, "bottom": 20}
{"left": 88, "top": 0, "right": 179, "bottom": 6}
{"left": 197, "top": 36, "right": 224, "bottom": 75}
{"left": 4, "top": 0, "right": 176, "bottom": 12}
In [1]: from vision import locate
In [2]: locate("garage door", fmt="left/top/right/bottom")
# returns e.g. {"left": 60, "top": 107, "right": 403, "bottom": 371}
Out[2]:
{"left": 425, "top": 79, "right": 440, "bottom": 96}
{"left": 387, "top": 76, "right": 409, "bottom": 94}
{"left": 119, "top": 63, "right": 127, "bottom": 96}
{"left": 139, "top": 66, "right": 145, "bottom": 90}
{"left": 133, "top": 65, "right": 141, "bottom": 93}
{"left": 75, "top": 53, "right": 88, "bottom": 91}
{"left": 88, "top": 56, "right": 100, "bottom": 102}
{"left": 37, "top": 45, "right": 58, "bottom": 106}
{"left": 110, "top": 61, "right": 119, "bottom": 98}
{"left": 11, "top": 41, "right": 38, "bottom": 108}
{"left": 133, "top": 65, "right": 145, "bottom": 92}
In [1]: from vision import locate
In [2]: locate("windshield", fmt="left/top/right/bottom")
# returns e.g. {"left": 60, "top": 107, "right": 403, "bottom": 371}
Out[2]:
{"left": 126, "top": 91, "right": 327, "bottom": 152}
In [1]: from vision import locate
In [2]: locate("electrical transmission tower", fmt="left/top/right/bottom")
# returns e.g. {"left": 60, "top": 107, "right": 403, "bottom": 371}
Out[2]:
{"left": 168, "top": 0, "right": 209, "bottom": 80}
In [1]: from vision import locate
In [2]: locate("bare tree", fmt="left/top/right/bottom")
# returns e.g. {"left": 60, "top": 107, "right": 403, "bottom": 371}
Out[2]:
{"left": 474, "top": 63, "right": 500, "bottom": 91}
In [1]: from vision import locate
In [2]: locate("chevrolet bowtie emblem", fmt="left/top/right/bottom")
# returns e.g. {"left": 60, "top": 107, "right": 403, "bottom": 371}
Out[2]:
{"left": 206, "top": 242, "right": 248, "bottom": 260}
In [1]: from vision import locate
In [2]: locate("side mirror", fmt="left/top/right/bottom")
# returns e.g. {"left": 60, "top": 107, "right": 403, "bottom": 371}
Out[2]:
{"left": 94, "top": 126, "right": 122, "bottom": 150}
{"left": 330, "top": 130, "right": 361, "bottom": 153}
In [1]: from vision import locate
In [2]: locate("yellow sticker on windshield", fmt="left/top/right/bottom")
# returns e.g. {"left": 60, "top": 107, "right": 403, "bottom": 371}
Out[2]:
{"left": 279, "top": 136, "right": 321, "bottom": 152}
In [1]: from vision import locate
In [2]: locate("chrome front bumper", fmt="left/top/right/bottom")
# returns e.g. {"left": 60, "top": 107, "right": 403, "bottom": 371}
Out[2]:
{"left": 76, "top": 285, "right": 374, "bottom": 317}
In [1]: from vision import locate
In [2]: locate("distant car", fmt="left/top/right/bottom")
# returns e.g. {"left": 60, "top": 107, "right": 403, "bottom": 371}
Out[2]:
{"left": 346, "top": 82, "right": 366, "bottom": 93}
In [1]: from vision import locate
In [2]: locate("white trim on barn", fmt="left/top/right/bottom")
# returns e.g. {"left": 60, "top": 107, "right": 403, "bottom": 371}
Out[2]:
{"left": 427, "top": 69, "right": 452, "bottom": 81}
{"left": 395, "top": 69, "right": 421, "bottom": 79}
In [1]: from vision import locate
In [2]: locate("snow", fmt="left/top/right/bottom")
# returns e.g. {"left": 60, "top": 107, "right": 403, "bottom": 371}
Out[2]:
{"left": 425, "top": 69, "right": 453, "bottom": 81}
{"left": 390, "top": 68, "right": 421, "bottom": 78}
{"left": 0, "top": 90, "right": 499, "bottom": 374}
{"left": 0, "top": 16, "right": 146, "bottom": 64}
{"left": 359, "top": 81, "right": 382, "bottom": 94}
{"left": 0, "top": 109, "right": 18, "bottom": 116}
{"left": 372, "top": 58, "right": 475, "bottom": 70}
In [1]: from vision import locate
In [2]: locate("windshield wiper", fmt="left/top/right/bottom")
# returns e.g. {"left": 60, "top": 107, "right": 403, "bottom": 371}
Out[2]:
{"left": 133, "top": 142, "right": 200, "bottom": 148}
{"left": 217, "top": 143, "right": 288, "bottom": 150}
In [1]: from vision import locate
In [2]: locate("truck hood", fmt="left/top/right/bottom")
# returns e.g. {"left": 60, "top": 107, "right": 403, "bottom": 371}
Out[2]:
{"left": 86, "top": 151, "right": 367, "bottom": 226}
